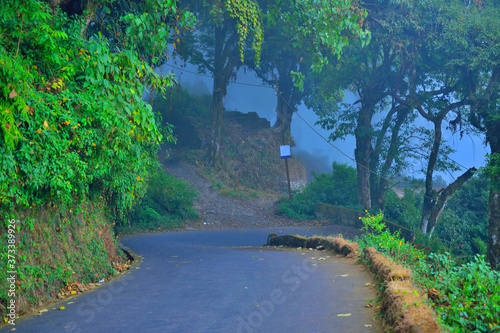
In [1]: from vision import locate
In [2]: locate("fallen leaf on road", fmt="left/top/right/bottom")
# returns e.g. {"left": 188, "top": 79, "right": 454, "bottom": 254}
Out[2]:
{"left": 59, "top": 306, "right": 65, "bottom": 310}
{"left": 337, "top": 313, "right": 351, "bottom": 317}
{"left": 68, "top": 302, "right": 74, "bottom": 304}
{"left": 39, "top": 309, "right": 48, "bottom": 313}
{"left": 318, "top": 257, "right": 326, "bottom": 260}
{"left": 365, "top": 283, "right": 371, "bottom": 286}
{"left": 365, "top": 324, "right": 372, "bottom": 327}
{"left": 339, "top": 274, "right": 349, "bottom": 277}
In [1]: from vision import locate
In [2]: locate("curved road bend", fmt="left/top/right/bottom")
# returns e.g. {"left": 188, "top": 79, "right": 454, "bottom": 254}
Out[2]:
{"left": 6, "top": 226, "right": 383, "bottom": 333}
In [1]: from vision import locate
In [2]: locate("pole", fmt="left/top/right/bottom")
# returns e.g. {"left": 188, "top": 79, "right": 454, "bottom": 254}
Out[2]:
{"left": 275, "top": 79, "right": 292, "bottom": 202}
{"left": 284, "top": 158, "right": 292, "bottom": 202}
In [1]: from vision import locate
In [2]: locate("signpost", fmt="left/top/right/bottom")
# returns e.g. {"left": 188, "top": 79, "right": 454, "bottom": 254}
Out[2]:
{"left": 280, "top": 145, "right": 292, "bottom": 201}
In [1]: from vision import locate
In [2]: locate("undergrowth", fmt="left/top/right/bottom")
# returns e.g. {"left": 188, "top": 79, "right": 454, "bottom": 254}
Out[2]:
{"left": 276, "top": 162, "right": 359, "bottom": 220}
{"left": 357, "top": 212, "right": 500, "bottom": 332}
{"left": 116, "top": 168, "right": 199, "bottom": 233}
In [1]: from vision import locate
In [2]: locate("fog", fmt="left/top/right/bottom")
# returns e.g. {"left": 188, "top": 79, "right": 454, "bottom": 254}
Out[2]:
{"left": 160, "top": 63, "right": 488, "bottom": 184}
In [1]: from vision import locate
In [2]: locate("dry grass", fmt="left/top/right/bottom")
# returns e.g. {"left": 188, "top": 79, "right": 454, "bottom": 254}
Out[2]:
{"left": 362, "top": 247, "right": 412, "bottom": 281}
{"left": 383, "top": 281, "right": 442, "bottom": 333}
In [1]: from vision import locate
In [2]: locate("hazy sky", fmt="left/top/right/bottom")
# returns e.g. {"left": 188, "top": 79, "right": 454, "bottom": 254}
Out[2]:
{"left": 160, "top": 64, "right": 489, "bottom": 184}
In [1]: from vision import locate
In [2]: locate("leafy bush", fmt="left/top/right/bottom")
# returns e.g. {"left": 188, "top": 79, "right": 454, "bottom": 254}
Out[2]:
{"left": 120, "top": 168, "right": 199, "bottom": 231}
{"left": 276, "top": 162, "right": 358, "bottom": 219}
{"left": 0, "top": 0, "right": 187, "bottom": 216}
{"left": 356, "top": 212, "right": 424, "bottom": 263}
{"left": 384, "top": 188, "right": 423, "bottom": 231}
{"left": 413, "top": 253, "right": 500, "bottom": 331}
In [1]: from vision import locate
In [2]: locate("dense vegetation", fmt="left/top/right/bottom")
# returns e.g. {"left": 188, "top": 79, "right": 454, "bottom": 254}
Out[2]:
{"left": 117, "top": 167, "right": 199, "bottom": 233}
{"left": 278, "top": 162, "right": 490, "bottom": 260}
{"left": 174, "top": 0, "right": 500, "bottom": 269}
{"left": 0, "top": 0, "right": 194, "bottom": 318}
{"left": 276, "top": 163, "right": 359, "bottom": 219}
{"left": 357, "top": 213, "right": 499, "bottom": 331}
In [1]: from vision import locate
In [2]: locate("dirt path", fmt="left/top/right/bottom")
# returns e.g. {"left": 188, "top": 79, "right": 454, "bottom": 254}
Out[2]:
{"left": 161, "top": 154, "right": 363, "bottom": 239}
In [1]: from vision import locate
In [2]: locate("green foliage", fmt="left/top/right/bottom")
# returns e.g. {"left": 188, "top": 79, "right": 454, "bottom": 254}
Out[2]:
{"left": 223, "top": 0, "right": 263, "bottom": 64}
{"left": 122, "top": 168, "right": 199, "bottom": 231}
{"left": 357, "top": 212, "right": 423, "bottom": 263}
{"left": 413, "top": 253, "right": 500, "bottom": 331}
{"left": 357, "top": 212, "right": 500, "bottom": 332}
{"left": 384, "top": 174, "right": 490, "bottom": 259}
{"left": 276, "top": 162, "right": 358, "bottom": 219}
{"left": 384, "top": 188, "right": 423, "bottom": 231}
{"left": 270, "top": 0, "right": 370, "bottom": 90}
{"left": 0, "top": 0, "right": 192, "bottom": 216}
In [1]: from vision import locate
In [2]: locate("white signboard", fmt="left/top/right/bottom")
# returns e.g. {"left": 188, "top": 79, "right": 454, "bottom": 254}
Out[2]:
{"left": 280, "top": 145, "right": 291, "bottom": 159}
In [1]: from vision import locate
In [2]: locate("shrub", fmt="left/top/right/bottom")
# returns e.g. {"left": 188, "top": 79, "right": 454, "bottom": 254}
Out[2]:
{"left": 119, "top": 168, "right": 199, "bottom": 231}
{"left": 413, "top": 253, "right": 500, "bottom": 331}
{"left": 276, "top": 162, "right": 358, "bottom": 219}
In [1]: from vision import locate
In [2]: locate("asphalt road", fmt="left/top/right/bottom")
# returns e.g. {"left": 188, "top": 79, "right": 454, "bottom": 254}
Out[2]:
{"left": 5, "top": 227, "right": 383, "bottom": 333}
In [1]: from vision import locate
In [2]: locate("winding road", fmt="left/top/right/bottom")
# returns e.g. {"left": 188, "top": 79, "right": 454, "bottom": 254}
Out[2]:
{"left": 5, "top": 226, "right": 382, "bottom": 333}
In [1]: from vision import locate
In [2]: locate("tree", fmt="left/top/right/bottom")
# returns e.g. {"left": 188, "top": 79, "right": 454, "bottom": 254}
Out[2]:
{"left": 244, "top": 0, "right": 310, "bottom": 143}
{"left": 309, "top": 0, "right": 420, "bottom": 210}
{"left": 443, "top": 1, "right": 500, "bottom": 269}
{"left": 414, "top": 97, "right": 476, "bottom": 237}
{"left": 179, "top": 0, "right": 263, "bottom": 166}
{"left": 428, "top": 0, "right": 500, "bottom": 268}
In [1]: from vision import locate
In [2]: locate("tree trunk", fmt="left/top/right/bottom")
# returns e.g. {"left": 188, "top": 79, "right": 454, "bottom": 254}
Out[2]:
{"left": 272, "top": 56, "right": 297, "bottom": 143}
{"left": 273, "top": 96, "right": 292, "bottom": 142}
{"left": 371, "top": 106, "right": 410, "bottom": 210}
{"left": 355, "top": 103, "right": 373, "bottom": 210}
{"left": 207, "top": 74, "right": 224, "bottom": 166}
{"left": 486, "top": 124, "right": 500, "bottom": 269}
{"left": 488, "top": 170, "right": 500, "bottom": 270}
{"left": 205, "top": 24, "right": 234, "bottom": 167}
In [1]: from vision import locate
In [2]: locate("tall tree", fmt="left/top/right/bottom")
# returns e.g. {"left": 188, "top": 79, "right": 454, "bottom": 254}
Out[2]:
{"left": 435, "top": 0, "right": 500, "bottom": 268}
{"left": 308, "top": 0, "right": 420, "bottom": 210}
{"left": 179, "top": 0, "right": 263, "bottom": 166}
{"left": 245, "top": 0, "right": 309, "bottom": 143}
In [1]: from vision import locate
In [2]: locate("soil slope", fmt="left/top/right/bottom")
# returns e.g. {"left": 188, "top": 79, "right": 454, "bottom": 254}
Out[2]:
{"left": 161, "top": 153, "right": 363, "bottom": 239}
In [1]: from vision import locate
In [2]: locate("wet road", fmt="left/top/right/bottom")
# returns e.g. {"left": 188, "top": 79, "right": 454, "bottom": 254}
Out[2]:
{"left": 6, "top": 227, "right": 382, "bottom": 333}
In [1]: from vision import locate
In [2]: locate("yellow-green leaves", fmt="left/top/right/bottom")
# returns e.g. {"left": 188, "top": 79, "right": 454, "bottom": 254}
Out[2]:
{"left": 224, "top": 0, "right": 264, "bottom": 65}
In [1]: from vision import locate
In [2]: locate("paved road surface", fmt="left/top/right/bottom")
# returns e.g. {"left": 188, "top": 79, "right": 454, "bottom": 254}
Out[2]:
{"left": 5, "top": 227, "right": 382, "bottom": 333}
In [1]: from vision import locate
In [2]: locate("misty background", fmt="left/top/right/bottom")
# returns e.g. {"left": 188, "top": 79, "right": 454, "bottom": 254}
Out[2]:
{"left": 159, "top": 63, "right": 489, "bottom": 185}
